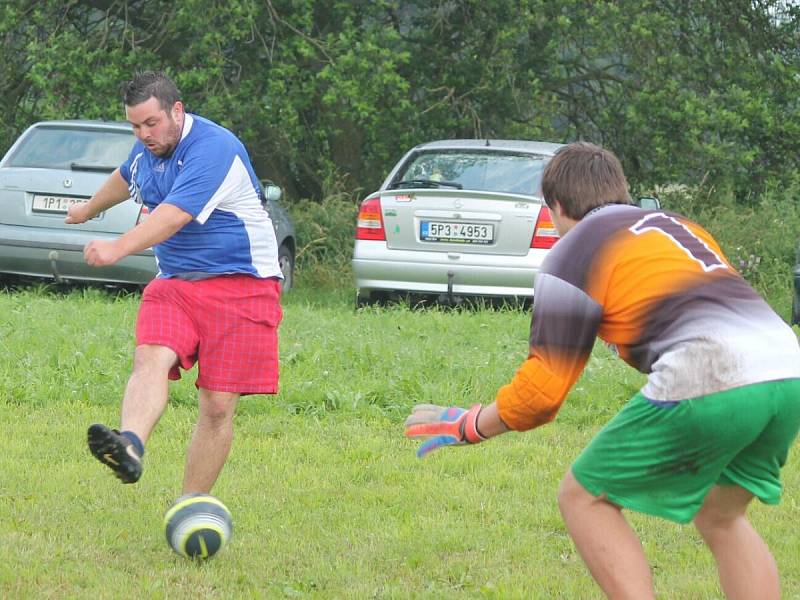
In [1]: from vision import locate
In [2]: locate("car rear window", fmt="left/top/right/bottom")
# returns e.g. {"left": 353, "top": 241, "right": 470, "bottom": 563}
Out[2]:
{"left": 395, "top": 150, "right": 549, "bottom": 196}
{"left": 7, "top": 126, "right": 135, "bottom": 171}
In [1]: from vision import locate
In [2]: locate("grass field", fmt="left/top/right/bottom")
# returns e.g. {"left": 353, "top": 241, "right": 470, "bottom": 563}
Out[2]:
{"left": 1, "top": 283, "right": 799, "bottom": 599}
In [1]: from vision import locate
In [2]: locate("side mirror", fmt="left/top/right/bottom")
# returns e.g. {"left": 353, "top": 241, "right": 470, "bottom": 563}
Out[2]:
{"left": 637, "top": 196, "right": 660, "bottom": 210}
{"left": 263, "top": 183, "right": 283, "bottom": 203}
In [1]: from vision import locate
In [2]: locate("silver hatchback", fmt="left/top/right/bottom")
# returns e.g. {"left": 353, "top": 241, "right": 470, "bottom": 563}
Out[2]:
{"left": 352, "top": 139, "right": 563, "bottom": 305}
{"left": 0, "top": 120, "right": 296, "bottom": 289}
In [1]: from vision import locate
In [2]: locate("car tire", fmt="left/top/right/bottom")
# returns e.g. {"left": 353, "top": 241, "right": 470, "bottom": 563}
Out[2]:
{"left": 355, "top": 290, "right": 371, "bottom": 308}
{"left": 278, "top": 243, "right": 294, "bottom": 292}
{"left": 355, "top": 290, "right": 391, "bottom": 308}
{"left": 0, "top": 273, "right": 18, "bottom": 288}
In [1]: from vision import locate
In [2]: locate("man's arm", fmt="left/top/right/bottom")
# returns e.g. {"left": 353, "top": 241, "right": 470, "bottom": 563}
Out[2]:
{"left": 405, "top": 272, "right": 601, "bottom": 457}
{"left": 65, "top": 168, "right": 130, "bottom": 224}
{"left": 475, "top": 403, "right": 511, "bottom": 438}
{"left": 83, "top": 203, "right": 193, "bottom": 267}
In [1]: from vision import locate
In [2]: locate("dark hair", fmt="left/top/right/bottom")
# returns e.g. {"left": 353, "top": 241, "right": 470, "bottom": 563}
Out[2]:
{"left": 122, "top": 71, "right": 181, "bottom": 112}
{"left": 541, "top": 142, "right": 631, "bottom": 220}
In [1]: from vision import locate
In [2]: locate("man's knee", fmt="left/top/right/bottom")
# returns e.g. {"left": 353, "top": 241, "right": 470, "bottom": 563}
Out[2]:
{"left": 693, "top": 485, "right": 753, "bottom": 540}
{"left": 558, "top": 469, "right": 623, "bottom": 520}
{"left": 132, "top": 344, "right": 178, "bottom": 373}
{"left": 198, "top": 391, "right": 239, "bottom": 424}
{"left": 694, "top": 504, "right": 743, "bottom": 537}
{"left": 558, "top": 469, "right": 589, "bottom": 514}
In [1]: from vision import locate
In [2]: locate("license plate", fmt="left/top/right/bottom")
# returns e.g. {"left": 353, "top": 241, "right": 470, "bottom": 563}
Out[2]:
{"left": 32, "top": 194, "right": 87, "bottom": 214}
{"left": 420, "top": 221, "right": 493, "bottom": 244}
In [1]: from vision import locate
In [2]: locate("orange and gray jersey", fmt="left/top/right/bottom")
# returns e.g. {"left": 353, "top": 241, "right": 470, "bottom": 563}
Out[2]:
{"left": 496, "top": 204, "right": 800, "bottom": 431}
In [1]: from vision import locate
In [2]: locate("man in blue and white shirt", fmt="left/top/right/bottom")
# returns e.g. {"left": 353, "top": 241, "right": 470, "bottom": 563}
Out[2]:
{"left": 67, "top": 71, "right": 283, "bottom": 495}
{"left": 120, "top": 107, "right": 281, "bottom": 279}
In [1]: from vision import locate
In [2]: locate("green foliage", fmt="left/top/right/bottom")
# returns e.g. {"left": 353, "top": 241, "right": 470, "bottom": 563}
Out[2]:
{"left": 286, "top": 193, "right": 358, "bottom": 286}
{"left": 607, "top": 3, "right": 800, "bottom": 192}
{"left": 651, "top": 177, "right": 800, "bottom": 320}
{"left": 2, "top": 1, "right": 799, "bottom": 201}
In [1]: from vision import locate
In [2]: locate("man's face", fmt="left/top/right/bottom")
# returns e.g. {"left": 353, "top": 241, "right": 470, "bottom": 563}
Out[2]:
{"left": 126, "top": 97, "right": 183, "bottom": 157}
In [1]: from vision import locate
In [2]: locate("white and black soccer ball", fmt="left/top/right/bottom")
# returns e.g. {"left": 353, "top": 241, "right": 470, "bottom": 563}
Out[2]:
{"left": 164, "top": 494, "right": 233, "bottom": 559}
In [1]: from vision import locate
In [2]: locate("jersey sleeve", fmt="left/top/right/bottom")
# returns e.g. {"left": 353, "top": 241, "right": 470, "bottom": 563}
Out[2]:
{"left": 496, "top": 273, "right": 602, "bottom": 431}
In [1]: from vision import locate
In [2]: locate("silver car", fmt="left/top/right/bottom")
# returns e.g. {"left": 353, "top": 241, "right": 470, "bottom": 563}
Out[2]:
{"left": 0, "top": 120, "right": 295, "bottom": 289}
{"left": 352, "top": 139, "right": 564, "bottom": 305}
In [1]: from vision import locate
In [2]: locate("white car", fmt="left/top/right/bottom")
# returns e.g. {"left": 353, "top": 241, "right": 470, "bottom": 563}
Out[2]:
{"left": 352, "top": 139, "right": 563, "bottom": 305}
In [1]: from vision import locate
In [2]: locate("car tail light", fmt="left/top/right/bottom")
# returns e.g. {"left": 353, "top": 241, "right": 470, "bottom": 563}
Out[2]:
{"left": 136, "top": 204, "right": 150, "bottom": 225}
{"left": 531, "top": 205, "right": 559, "bottom": 249}
{"left": 355, "top": 196, "right": 386, "bottom": 241}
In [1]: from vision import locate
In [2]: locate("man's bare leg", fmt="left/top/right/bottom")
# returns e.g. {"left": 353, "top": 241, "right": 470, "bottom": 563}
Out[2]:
{"left": 119, "top": 344, "right": 179, "bottom": 442}
{"left": 694, "top": 485, "right": 780, "bottom": 600}
{"left": 88, "top": 344, "right": 177, "bottom": 483}
{"left": 558, "top": 470, "right": 654, "bottom": 600}
{"left": 182, "top": 389, "right": 239, "bottom": 494}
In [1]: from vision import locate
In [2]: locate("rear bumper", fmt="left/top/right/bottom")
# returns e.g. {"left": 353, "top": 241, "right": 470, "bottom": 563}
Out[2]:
{"left": 352, "top": 240, "right": 544, "bottom": 298}
{"left": 0, "top": 225, "right": 156, "bottom": 285}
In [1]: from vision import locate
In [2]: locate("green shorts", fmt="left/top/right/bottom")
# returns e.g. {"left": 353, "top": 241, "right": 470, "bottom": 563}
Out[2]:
{"left": 571, "top": 378, "right": 800, "bottom": 524}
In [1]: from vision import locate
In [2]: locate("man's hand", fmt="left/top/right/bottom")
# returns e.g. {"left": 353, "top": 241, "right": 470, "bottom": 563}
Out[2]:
{"left": 84, "top": 240, "right": 124, "bottom": 267}
{"left": 65, "top": 202, "right": 93, "bottom": 224}
{"left": 404, "top": 403, "right": 486, "bottom": 458}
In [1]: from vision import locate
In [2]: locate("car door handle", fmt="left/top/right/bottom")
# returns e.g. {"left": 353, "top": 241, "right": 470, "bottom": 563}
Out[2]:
{"left": 447, "top": 253, "right": 462, "bottom": 259}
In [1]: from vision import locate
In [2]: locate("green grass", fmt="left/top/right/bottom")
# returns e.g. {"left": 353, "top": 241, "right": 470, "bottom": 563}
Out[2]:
{"left": 1, "top": 284, "right": 799, "bottom": 598}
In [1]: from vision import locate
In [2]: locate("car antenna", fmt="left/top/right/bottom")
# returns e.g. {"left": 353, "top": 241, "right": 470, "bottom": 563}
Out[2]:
{"left": 485, "top": 139, "right": 490, "bottom": 146}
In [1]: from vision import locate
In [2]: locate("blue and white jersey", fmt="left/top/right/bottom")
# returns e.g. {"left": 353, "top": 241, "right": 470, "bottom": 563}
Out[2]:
{"left": 119, "top": 114, "right": 282, "bottom": 280}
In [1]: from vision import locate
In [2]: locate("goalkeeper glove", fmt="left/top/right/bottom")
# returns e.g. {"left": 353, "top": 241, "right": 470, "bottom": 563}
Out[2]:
{"left": 404, "top": 403, "right": 486, "bottom": 458}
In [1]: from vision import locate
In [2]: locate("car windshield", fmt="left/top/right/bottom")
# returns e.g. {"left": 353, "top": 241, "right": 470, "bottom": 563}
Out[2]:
{"left": 391, "top": 150, "right": 548, "bottom": 196}
{"left": 6, "top": 126, "right": 134, "bottom": 171}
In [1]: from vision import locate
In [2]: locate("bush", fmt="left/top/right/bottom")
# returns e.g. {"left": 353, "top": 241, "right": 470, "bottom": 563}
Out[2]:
{"left": 286, "top": 194, "right": 359, "bottom": 287}
{"left": 651, "top": 179, "right": 800, "bottom": 319}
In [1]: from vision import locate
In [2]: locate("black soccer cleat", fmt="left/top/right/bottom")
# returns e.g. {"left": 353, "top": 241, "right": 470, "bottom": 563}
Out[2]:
{"left": 87, "top": 424, "right": 143, "bottom": 484}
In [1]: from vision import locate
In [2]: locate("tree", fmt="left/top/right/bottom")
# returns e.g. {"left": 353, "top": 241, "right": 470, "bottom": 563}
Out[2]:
{"left": 2, "top": 0, "right": 798, "bottom": 200}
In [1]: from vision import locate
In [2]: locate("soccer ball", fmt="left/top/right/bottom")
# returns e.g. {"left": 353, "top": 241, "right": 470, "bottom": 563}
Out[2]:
{"left": 163, "top": 494, "right": 233, "bottom": 559}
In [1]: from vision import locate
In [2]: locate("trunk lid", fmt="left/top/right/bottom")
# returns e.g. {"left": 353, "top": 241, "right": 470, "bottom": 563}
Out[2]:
{"left": 380, "top": 189, "right": 542, "bottom": 256}
{"left": 0, "top": 166, "right": 140, "bottom": 233}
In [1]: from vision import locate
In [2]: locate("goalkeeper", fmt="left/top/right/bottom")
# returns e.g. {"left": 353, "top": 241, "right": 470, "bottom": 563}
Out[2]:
{"left": 406, "top": 142, "right": 800, "bottom": 600}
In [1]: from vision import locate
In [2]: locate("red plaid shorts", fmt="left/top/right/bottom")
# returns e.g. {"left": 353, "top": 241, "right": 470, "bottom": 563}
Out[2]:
{"left": 136, "top": 275, "right": 283, "bottom": 394}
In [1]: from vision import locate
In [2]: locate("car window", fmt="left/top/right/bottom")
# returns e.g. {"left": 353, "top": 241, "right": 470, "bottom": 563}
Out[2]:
{"left": 7, "top": 126, "right": 135, "bottom": 170}
{"left": 396, "top": 150, "right": 548, "bottom": 195}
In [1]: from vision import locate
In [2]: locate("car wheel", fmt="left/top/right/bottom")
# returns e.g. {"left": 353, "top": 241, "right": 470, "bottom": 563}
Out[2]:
{"left": 355, "top": 290, "right": 371, "bottom": 308}
{"left": 0, "top": 273, "right": 19, "bottom": 289}
{"left": 355, "top": 290, "right": 391, "bottom": 308}
{"left": 278, "top": 243, "right": 294, "bottom": 292}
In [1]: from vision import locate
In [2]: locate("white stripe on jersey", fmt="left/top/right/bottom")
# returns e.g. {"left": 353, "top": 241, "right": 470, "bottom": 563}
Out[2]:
{"left": 195, "top": 155, "right": 280, "bottom": 278}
